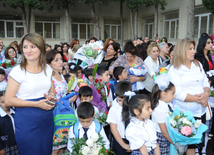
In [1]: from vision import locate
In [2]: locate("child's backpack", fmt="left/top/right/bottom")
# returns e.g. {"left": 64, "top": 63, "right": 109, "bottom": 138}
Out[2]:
{"left": 73, "top": 121, "right": 101, "bottom": 140}
{"left": 53, "top": 93, "right": 78, "bottom": 146}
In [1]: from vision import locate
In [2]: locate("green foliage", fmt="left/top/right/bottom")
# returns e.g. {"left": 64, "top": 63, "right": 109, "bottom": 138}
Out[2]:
{"left": 47, "top": 0, "right": 76, "bottom": 12}
{"left": 2, "top": 0, "right": 44, "bottom": 10}
{"left": 202, "top": 0, "right": 214, "bottom": 14}
{"left": 78, "top": 0, "right": 108, "bottom": 7}
{"left": 142, "top": 0, "right": 167, "bottom": 10}
{"left": 125, "top": 0, "right": 144, "bottom": 11}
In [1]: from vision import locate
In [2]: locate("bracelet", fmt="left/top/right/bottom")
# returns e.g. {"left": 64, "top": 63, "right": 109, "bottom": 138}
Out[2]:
{"left": 50, "top": 93, "right": 55, "bottom": 96}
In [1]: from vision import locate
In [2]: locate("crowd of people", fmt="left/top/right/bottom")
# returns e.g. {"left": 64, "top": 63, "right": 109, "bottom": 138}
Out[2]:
{"left": 0, "top": 32, "right": 213, "bottom": 155}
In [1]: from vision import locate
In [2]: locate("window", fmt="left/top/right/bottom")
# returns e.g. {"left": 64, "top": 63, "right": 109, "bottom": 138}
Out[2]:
{"left": 195, "top": 6, "right": 213, "bottom": 38}
{"left": 71, "top": 19, "right": 94, "bottom": 39}
{"left": 144, "top": 17, "right": 154, "bottom": 39}
{"left": 35, "top": 16, "right": 60, "bottom": 39}
{"left": 104, "top": 20, "right": 124, "bottom": 40}
{"left": 164, "top": 12, "right": 179, "bottom": 39}
{"left": 0, "top": 15, "right": 24, "bottom": 38}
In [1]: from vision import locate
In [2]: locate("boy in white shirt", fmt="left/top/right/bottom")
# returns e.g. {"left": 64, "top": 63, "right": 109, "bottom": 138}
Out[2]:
{"left": 0, "top": 69, "right": 7, "bottom": 91}
{"left": 67, "top": 102, "right": 109, "bottom": 153}
{"left": 106, "top": 81, "right": 132, "bottom": 155}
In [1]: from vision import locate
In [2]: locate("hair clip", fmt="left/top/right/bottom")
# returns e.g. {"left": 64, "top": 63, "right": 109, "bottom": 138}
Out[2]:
{"left": 70, "top": 65, "right": 75, "bottom": 70}
{"left": 124, "top": 91, "right": 136, "bottom": 99}
{"left": 154, "top": 73, "right": 170, "bottom": 91}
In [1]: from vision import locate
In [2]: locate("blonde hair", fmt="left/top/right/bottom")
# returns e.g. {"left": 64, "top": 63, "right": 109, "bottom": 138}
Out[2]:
{"left": 19, "top": 33, "right": 47, "bottom": 75}
{"left": 172, "top": 38, "right": 197, "bottom": 69}
{"left": 147, "top": 42, "right": 160, "bottom": 55}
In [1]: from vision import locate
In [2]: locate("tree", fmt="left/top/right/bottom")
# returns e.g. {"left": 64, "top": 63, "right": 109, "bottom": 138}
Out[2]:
{"left": 125, "top": 0, "right": 144, "bottom": 39}
{"left": 187, "top": 0, "right": 195, "bottom": 40}
{"left": 2, "top": 0, "right": 44, "bottom": 34}
{"left": 202, "top": 0, "right": 214, "bottom": 14}
{"left": 78, "top": 0, "right": 108, "bottom": 40}
{"left": 143, "top": 0, "right": 167, "bottom": 40}
{"left": 48, "top": 0, "right": 76, "bottom": 42}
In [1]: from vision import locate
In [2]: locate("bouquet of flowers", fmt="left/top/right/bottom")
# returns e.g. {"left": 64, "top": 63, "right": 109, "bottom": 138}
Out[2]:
{"left": 153, "top": 67, "right": 168, "bottom": 79}
{"left": 1, "top": 59, "right": 18, "bottom": 78}
{"left": 95, "top": 111, "right": 108, "bottom": 126}
{"left": 156, "top": 38, "right": 161, "bottom": 44}
{"left": 128, "top": 64, "right": 147, "bottom": 91}
{"left": 69, "top": 132, "right": 114, "bottom": 155}
{"left": 74, "top": 41, "right": 104, "bottom": 68}
{"left": 67, "top": 76, "right": 79, "bottom": 93}
{"left": 167, "top": 108, "right": 208, "bottom": 155}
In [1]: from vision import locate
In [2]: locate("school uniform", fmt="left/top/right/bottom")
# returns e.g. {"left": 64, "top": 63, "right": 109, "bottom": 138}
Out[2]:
{"left": 107, "top": 101, "right": 130, "bottom": 155}
{"left": 126, "top": 117, "right": 157, "bottom": 155}
{"left": 67, "top": 121, "right": 110, "bottom": 153}
{"left": 152, "top": 100, "right": 174, "bottom": 155}
{"left": 0, "top": 107, "right": 19, "bottom": 155}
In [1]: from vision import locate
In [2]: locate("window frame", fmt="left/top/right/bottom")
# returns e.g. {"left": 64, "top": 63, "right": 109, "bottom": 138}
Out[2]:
{"left": 35, "top": 20, "right": 61, "bottom": 39}
{"left": 195, "top": 13, "right": 212, "bottom": 38}
{"left": 0, "top": 20, "right": 24, "bottom": 38}
{"left": 144, "top": 17, "right": 154, "bottom": 39}
{"left": 104, "top": 24, "right": 122, "bottom": 40}
{"left": 163, "top": 12, "right": 179, "bottom": 39}
{"left": 71, "top": 22, "right": 95, "bottom": 39}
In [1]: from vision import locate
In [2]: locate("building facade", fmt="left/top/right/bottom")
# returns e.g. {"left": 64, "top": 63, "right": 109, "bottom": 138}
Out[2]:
{"left": 0, "top": 0, "right": 213, "bottom": 46}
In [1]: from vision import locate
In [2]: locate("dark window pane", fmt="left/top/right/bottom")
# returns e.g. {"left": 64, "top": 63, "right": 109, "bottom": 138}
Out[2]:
{"left": 72, "top": 24, "right": 78, "bottom": 38}
{"left": 7, "top": 22, "right": 14, "bottom": 37}
{"left": 35, "top": 23, "right": 43, "bottom": 37}
{"left": 16, "top": 27, "right": 24, "bottom": 38}
{"left": 0, "top": 21, "right": 5, "bottom": 38}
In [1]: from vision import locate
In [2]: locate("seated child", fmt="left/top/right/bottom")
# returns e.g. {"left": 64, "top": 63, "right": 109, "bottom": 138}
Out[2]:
{"left": 85, "top": 68, "right": 94, "bottom": 84}
{"left": 109, "top": 66, "right": 128, "bottom": 99}
{"left": 67, "top": 102, "right": 110, "bottom": 153}
{"left": 0, "top": 69, "right": 7, "bottom": 91}
{"left": 106, "top": 81, "right": 132, "bottom": 155}
{"left": 0, "top": 91, "right": 19, "bottom": 155}
{"left": 97, "top": 66, "right": 113, "bottom": 108}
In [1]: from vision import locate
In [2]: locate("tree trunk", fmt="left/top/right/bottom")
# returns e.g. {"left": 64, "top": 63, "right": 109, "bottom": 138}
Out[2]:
{"left": 134, "top": 11, "right": 138, "bottom": 37}
{"left": 65, "top": 7, "right": 70, "bottom": 42}
{"left": 120, "top": 0, "right": 124, "bottom": 47}
{"left": 187, "top": 0, "right": 195, "bottom": 40}
{"left": 154, "top": 4, "right": 158, "bottom": 41}
{"left": 20, "top": 3, "right": 28, "bottom": 35}
{"left": 91, "top": 6, "right": 101, "bottom": 40}
{"left": 130, "top": 10, "right": 134, "bottom": 39}
{"left": 27, "top": 7, "right": 31, "bottom": 33}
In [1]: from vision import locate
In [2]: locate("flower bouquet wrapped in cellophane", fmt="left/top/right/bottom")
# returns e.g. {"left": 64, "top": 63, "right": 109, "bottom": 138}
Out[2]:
{"left": 167, "top": 108, "right": 208, "bottom": 155}
{"left": 74, "top": 41, "right": 104, "bottom": 68}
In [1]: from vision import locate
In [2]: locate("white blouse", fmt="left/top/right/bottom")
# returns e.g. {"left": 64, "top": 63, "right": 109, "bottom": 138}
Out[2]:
{"left": 168, "top": 61, "right": 210, "bottom": 117}
{"left": 143, "top": 56, "right": 162, "bottom": 92}
{"left": 126, "top": 117, "right": 157, "bottom": 152}
{"left": 9, "top": 64, "right": 53, "bottom": 100}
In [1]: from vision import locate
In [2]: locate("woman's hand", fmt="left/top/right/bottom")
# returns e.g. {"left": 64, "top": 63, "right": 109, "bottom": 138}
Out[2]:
{"left": 69, "top": 95, "right": 77, "bottom": 103}
{"left": 129, "top": 75, "right": 144, "bottom": 83}
{"left": 36, "top": 98, "right": 55, "bottom": 111}
{"left": 44, "top": 93, "right": 58, "bottom": 102}
{"left": 196, "top": 92, "right": 209, "bottom": 107}
{"left": 122, "top": 143, "right": 132, "bottom": 152}
{"left": 0, "top": 149, "right": 5, "bottom": 155}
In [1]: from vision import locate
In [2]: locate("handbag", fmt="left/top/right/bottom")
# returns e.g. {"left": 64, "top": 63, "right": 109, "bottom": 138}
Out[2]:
{"left": 206, "top": 103, "right": 212, "bottom": 121}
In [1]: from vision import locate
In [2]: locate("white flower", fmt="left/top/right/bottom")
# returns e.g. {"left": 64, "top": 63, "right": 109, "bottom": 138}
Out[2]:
{"left": 169, "top": 118, "right": 176, "bottom": 127}
{"left": 93, "top": 142, "right": 102, "bottom": 152}
{"left": 86, "top": 138, "right": 94, "bottom": 147}
{"left": 181, "top": 118, "right": 192, "bottom": 126}
{"left": 81, "top": 145, "right": 91, "bottom": 155}
{"left": 92, "top": 149, "right": 100, "bottom": 155}
{"left": 91, "top": 132, "right": 99, "bottom": 142}
{"left": 195, "top": 119, "right": 202, "bottom": 128}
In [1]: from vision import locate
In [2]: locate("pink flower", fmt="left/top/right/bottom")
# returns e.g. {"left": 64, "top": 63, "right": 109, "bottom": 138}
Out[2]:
{"left": 181, "top": 126, "right": 192, "bottom": 136}
{"left": 156, "top": 39, "right": 159, "bottom": 44}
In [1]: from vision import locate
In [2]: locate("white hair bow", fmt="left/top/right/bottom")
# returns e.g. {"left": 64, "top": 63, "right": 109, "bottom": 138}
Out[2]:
{"left": 70, "top": 65, "right": 75, "bottom": 69}
{"left": 124, "top": 91, "right": 136, "bottom": 99}
{"left": 154, "top": 73, "right": 170, "bottom": 91}
{"left": 207, "top": 70, "right": 214, "bottom": 77}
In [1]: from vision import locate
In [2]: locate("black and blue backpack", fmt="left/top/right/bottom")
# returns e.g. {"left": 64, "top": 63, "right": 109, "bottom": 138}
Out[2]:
{"left": 53, "top": 92, "right": 78, "bottom": 146}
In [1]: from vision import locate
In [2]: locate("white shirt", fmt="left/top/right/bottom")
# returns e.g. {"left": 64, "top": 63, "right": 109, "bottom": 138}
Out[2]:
{"left": 106, "top": 101, "right": 125, "bottom": 138}
{"left": 152, "top": 100, "right": 173, "bottom": 133}
{"left": 126, "top": 117, "right": 157, "bottom": 152}
{"left": 143, "top": 56, "right": 162, "bottom": 92}
{"left": 0, "top": 107, "right": 15, "bottom": 132}
{"left": 168, "top": 62, "right": 210, "bottom": 117}
{"left": 104, "top": 85, "right": 113, "bottom": 107}
{"left": 0, "top": 80, "right": 7, "bottom": 91}
{"left": 9, "top": 64, "right": 53, "bottom": 100}
{"left": 67, "top": 121, "right": 110, "bottom": 152}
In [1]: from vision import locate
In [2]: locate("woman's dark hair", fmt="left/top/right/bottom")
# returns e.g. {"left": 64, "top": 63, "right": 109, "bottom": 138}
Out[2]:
{"left": 122, "top": 94, "right": 150, "bottom": 127}
{"left": 106, "top": 42, "right": 119, "bottom": 56}
{"left": 115, "top": 81, "right": 132, "bottom": 98}
{"left": 77, "top": 102, "right": 94, "bottom": 119}
{"left": 63, "top": 74, "right": 70, "bottom": 83}
{"left": 151, "top": 82, "right": 175, "bottom": 110}
{"left": 124, "top": 40, "right": 137, "bottom": 56}
{"left": 70, "top": 39, "right": 79, "bottom": 49}
{"left": 46, "top": 49, "right": 61, "bottom": 64}
{"left": 4, "top": 46, "right": 16, "bottom": 59}
{"left": 197, "top": 36, "right": 213, "bottom": 57}
{"left": 161, "top": 37, "right": 168, "bottom": 43}
{"left": 113, "top": 66, "right": 125, "bottom": 80}
{"left": 136, "top": 43, "right": 148, "bottom": 60}
{"left": 0, "top": 68, "right": 5, "bottom": 75}
{"left": 89, "top": 37, "right": 98, "bottom": 42}
{"left": 79, "top": 86, "right": 93, "bottom": 98}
